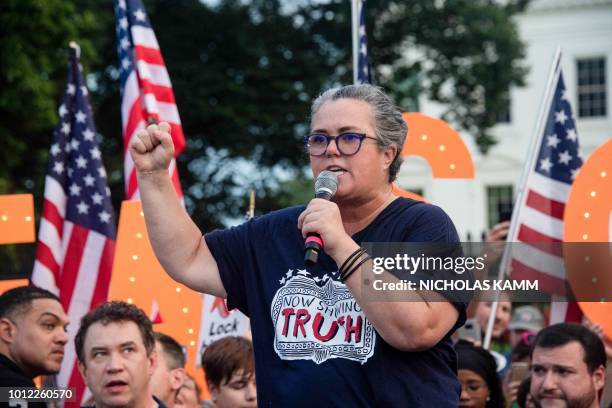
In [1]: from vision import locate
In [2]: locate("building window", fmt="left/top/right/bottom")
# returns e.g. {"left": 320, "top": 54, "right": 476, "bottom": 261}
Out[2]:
{"left": 487, "top": 185, "right": 513, "bottom": 229}
{"left": 495, "top": 92, "right": 511, "bottom": 124}
{"left": 577, "top": 57, "right": 607, "bottom": 118}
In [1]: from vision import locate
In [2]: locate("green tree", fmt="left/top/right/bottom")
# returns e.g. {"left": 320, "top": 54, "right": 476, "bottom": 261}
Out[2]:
{"left": 0, "top": 0, "right": 528, "bottom": 277}
{"left": 0, "top": 0, "right": 104, "bottom": 194}
{"left": 298, "top": 0, "right": 529, "bottom": 152}
{"left": 90, "top": 0, "right": 335, "bottom": 230}
{"left": 0, "top": 0, "right": 108, "bottom": 277}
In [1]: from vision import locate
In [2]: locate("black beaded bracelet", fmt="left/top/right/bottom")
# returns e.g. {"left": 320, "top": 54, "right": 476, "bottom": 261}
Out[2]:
{"left": 341, "top": 254, "right": 372, "bottom": 282}
{"left": 339, "top": 247, "right": 366, "bottom": 277}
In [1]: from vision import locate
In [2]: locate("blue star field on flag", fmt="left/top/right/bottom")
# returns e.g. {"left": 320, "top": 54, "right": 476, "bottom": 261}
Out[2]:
{"left": 357, "top": 0, "right": 370, "bottom": 84}
{"left": 115, "top": 0, "right": 154, "bottom": 95}
{"left": 534, "top": 73, "right": 582, "bottom": 185}
{"left": 48, "top": 48, "right": 116, "bottom": 239}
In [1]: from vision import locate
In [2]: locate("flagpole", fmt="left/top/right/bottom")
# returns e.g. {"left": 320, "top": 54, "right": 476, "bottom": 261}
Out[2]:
{"left": 248, "top": 190, "right": 255, "bottom": 219}
{"left": 483, "top": 46, "right": 563, "bottom": 349}
{"left": 69, "top": 41, "right": 81, "bottom": 58}
{"left": 351, "top": 0, "right": 359, "bottom": 84}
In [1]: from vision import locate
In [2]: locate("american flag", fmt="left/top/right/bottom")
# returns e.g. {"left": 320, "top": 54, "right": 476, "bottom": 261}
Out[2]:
{"left": 31, "top": 45, "right": 116, "bottom": 403}
{"left": 115, "top": 0, "right": 185, "bottom": 200}
{"left": 508, "top": 64, "right": 583, "bottom": 322}
{"left": 357, "top": 0, "right": 370, "bottom": 84}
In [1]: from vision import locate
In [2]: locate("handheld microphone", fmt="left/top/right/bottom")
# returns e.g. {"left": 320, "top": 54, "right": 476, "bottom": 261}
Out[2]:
{"left": 304, "top": 170, "right": 339, "bottom": 265}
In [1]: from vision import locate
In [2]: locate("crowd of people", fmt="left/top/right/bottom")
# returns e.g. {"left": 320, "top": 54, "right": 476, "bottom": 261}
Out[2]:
{"left": 0, "top": 287, "right": 257, "bottom": 407}
{"left": 0, "top": 84, "right": 610, "bottom": 407}
{"left": 456, "top": 300, "right": 610, "bottom": 408}
{"left": 0, "top": 285, "right": 610, "bottom": 407}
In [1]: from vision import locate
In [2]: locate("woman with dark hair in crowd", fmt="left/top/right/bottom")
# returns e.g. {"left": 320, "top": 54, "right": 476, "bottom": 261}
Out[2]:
{"left": 503, "top": 329, "right": 537, "bottom": 405}
{"left": 457, "top": 341, "right": 505, "bottom": 408}
{"left": 515, "top": 377, "right": 536, "bottom": 408}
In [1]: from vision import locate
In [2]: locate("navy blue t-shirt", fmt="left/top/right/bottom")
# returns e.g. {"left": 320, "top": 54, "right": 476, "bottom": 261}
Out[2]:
{"left": 205, "top": 197, "right": 467, "bottom": 407}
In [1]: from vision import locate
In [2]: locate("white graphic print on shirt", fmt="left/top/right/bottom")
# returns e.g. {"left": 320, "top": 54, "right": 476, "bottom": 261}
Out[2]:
{"left": 271, "top": 269, "right": 376, "bottom": 364}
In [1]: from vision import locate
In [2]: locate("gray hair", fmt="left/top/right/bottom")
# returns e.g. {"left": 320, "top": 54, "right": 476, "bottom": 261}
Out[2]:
{"left": 310, "top": 84, "right": 407, "bottom": 182}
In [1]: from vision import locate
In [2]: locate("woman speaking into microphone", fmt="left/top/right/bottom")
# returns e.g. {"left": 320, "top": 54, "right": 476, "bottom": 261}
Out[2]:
{"left": 131, "top": 84, "right": 468, "bottom": 407}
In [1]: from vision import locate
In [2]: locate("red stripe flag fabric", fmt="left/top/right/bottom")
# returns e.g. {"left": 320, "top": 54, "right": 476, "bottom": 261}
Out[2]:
{"left": 115, "top": 0, "right": 185, "bottom": 200}
{"left": 507, "top": 54, "right": 583, "bottom": 323}
{"left": 31, "top": 45, "right": 117, "bottom": 404}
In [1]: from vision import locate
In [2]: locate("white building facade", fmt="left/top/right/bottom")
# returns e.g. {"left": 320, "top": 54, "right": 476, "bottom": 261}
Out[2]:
{"left": 396, "top": 0, "right": 612, "bottom": 240}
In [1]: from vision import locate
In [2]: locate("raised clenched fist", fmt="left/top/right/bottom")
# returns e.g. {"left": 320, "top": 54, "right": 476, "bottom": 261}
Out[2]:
{"left": 129, "top": 122, "right": 175, "bottom": 174}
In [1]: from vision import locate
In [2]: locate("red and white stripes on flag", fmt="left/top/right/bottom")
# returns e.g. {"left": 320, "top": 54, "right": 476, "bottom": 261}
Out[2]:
{"left": 510, "top": 173, "right": 570, "bottom": 295}
{"left": 32, "top": 45, "right": 117, "bottom": 404}
{"left": 506, "top": 51, "right": 583, "bottom": 323}
{"left": 115, "top": 0, "right": 186, "bottom": 200}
